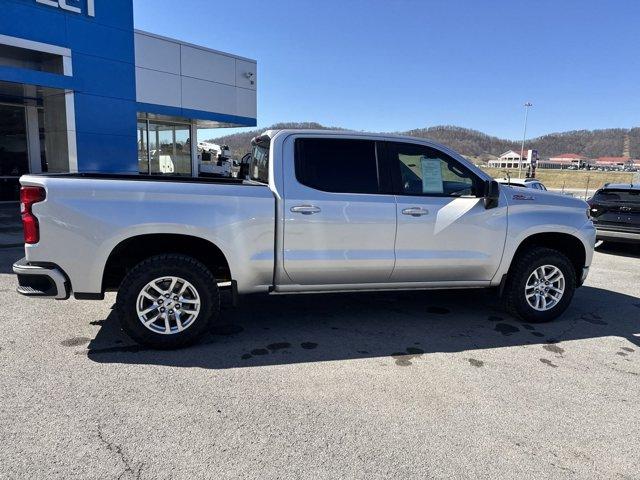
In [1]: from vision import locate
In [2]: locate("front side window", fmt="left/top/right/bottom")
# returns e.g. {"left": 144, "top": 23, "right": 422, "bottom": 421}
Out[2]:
{"left": 295, "top": 138, "right": 379, "bottom": 194}
{"left": 388, "top": 142, "right": 478, "bottom": 197}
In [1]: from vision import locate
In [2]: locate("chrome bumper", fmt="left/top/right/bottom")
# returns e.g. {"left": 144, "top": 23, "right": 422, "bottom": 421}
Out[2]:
{"left": 13, "top": 257, "right": 70, "bottom": 300}
{"left": 596, "top": 229, "right": 640, "bottom": 243}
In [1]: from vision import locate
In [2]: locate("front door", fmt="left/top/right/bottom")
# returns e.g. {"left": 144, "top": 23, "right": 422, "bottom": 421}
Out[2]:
{"left": 385, "top": 141, "right": 507, "bottom": 283}
{"left": 0, "top": 105, "right": 29, "bottom": 201}
{"left": 282, "top": 136, "right": 396, "bottom": 285}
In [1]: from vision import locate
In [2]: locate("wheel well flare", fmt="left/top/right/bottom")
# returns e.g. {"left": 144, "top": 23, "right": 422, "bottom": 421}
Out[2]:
{"left": 102, "top": 234, "right": 231, "bottom": 292}
{"left": 512, "top": 232, "right": 585, "bottom": 280}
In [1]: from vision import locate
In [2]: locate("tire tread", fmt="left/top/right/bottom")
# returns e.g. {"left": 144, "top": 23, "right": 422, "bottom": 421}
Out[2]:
{"left": 116, "top": 254, "right": 219, "bottom": 349}
{"left": 503, "top": 247, "right": 576, "bottom": 323}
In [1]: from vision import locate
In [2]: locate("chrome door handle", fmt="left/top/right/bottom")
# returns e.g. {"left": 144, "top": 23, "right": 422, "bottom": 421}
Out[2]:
{"left": 402, "top": 207, "right": 429, "bottom": 217}
{"left": 290, "top": 205, "right": 321, "bottom": 215}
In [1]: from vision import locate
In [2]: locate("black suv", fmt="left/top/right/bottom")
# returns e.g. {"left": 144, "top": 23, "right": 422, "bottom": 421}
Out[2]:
{"left": 588, "top": 183, "right": 640, "bottom": 243}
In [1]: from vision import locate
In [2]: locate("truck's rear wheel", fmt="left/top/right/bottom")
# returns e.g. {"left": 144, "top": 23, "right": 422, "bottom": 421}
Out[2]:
{"left": 116, "top": 254, "right": 219, "bottom": 349}
{"left": 503, "top": 247, "right": 576, "bottom": 323}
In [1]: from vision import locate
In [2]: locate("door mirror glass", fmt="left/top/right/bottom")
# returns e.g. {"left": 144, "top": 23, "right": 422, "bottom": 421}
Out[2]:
{"left": 484, "top": 180, "right": 500, "bottom": 209}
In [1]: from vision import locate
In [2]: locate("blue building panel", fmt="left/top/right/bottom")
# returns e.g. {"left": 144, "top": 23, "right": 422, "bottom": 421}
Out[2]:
{"left": 72, "top": 53, "right": 136, "bottom": 100}
{"left": 7, "top": 0, "right": 134, "bottom": 32}
{"left": 74, "top": 93, "right": 137, "bottom": 137}
{"left": 1, "top": 0, "right": 138, "bottom": 173}
{"left": 1, "top": 0, "right": 256, "bottom": 175}
{"left": 0, "top": 66, "right": 78, "bottom": 90}
{"left": 75, "top": 131, "right": 138, "bottom": 173}
{"left": 71, "top": 0, "right": 134, "bottom": 31}
{"left": 0, "top": 1, "right": 69, "bottom": 46}
{"left": 65, "top": 16, "right": 135, "bottom": 64}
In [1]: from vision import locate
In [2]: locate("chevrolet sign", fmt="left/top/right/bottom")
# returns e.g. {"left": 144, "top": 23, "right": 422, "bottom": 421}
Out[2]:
{"left": 36, "top": 0, "right": 95, "bottom": 17}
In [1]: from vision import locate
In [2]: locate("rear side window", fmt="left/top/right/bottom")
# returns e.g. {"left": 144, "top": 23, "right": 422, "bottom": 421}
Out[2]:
{"left": 294, "top": 138, "right": 379, "bottom": 194}
{"left": 593, "top": 189, "right": 640, "bottom": 204}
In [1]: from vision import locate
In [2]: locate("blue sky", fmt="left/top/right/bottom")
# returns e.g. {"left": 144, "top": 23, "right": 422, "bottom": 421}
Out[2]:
{"left": 133, "top": 0, "right": 640, "bottom": 140}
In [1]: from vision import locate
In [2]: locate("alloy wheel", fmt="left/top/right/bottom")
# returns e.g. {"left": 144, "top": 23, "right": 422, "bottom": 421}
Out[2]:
{"left": 135, "top": 276, "right": 201, "bottom": 334}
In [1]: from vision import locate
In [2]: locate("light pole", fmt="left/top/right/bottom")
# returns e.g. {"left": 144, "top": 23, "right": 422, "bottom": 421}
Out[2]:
{"left": 519, "top": 102, "right": 533, "bottom": 178}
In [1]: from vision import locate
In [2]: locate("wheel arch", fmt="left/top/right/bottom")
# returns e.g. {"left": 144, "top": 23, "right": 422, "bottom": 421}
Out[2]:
{"left": 102, "top": 233, "right": 232, "bottom": 292}
{"left": 509, "top": 232, "right": 586, "bottom": 281}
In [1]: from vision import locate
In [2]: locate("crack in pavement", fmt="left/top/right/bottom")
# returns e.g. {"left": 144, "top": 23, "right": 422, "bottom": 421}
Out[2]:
{"left": 97, "top": 425, "right": 144, "bottom": 480}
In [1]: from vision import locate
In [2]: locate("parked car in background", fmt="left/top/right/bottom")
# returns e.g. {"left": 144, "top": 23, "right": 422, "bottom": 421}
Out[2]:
{"left": 496, "top": 177, "right": 548, "bottom": 191}
{"left": 588, "top": 183, "right": 640, "bottom": 244}
{"left": 14, "top": 130, "right": 595, "bottom": 348}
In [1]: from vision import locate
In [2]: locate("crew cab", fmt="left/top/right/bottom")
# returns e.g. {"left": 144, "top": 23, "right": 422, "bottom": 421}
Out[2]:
{"left": 14, "top": 130, "right": 596, "bottom": 348}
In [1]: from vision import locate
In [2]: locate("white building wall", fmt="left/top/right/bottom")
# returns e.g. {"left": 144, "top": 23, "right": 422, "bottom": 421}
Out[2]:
{"left": 488, "top": 150, "right": 533, "bottom": 169}
{"left": 133, "top": 31, "right": 257, "bottom": 120}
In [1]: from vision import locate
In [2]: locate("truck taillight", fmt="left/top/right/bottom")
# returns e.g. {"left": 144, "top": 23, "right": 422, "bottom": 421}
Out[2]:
{"left": 20, "top": 186, "right": 46, "bottom": 244}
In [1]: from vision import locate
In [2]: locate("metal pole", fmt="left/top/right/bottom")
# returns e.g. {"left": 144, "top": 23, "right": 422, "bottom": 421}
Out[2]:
{"left": 519, "top": 102, "right": 532, "bottom": 179}
{"left": 585, "top": 175, "right": 590, "bottom": 200}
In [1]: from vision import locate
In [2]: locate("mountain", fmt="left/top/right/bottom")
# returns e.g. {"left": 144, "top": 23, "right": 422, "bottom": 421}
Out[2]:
{"left": 207, "top": 122, "right": 341, "bottom": 158}
{"left": 208, "top": 123, "right": 640, "bottom": 160}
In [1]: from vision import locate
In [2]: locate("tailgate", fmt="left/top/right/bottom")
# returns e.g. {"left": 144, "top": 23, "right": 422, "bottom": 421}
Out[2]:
{"left": 590, "top": 189, "right": 640, "bottom": 231}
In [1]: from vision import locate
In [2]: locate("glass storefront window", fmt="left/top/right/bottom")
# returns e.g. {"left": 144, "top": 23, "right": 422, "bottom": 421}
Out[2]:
{"left": 0, "top": 84, "right": 70, "bottom": 200}
{"left": 38, "top": 108, "right": 47, "bottom": 173}
{"left": 137, "top": 121, "right": 148, "bottom": 174}
{"left": 41, "top": 89, "right": 69, "bottom": 173}
{"left": 138, "top": 119, "right": 192, "bottom": 176}
{"left": 0, "top": 104, "right": 28, "bottom": 201}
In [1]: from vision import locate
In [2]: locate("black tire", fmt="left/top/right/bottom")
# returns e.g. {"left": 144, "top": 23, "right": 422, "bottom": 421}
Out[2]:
{"left": 503, "top": 247, "right": 576, "bottom": 323}
{"left": 116, "top": 254, "right": 220, "bottom": 349}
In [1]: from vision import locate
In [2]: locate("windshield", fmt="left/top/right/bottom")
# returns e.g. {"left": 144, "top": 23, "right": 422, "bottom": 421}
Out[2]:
{"left": 593, "top": 189, "right": 640, "bottom": 204}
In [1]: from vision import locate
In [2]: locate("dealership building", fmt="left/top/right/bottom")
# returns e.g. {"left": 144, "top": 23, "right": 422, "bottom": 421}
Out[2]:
{"left": 0, "top": 0, "right": 257, "bottom": 200}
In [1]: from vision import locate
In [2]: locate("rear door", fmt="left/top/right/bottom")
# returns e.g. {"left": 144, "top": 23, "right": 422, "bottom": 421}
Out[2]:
{"left": 385, "top": 141, "right": 507, "bottom": 283}
{"left": 590, "top": 188, "right": 640, "bottom": 231}
{"left": 281, "top": 136, "right": 396, "bottom": 285}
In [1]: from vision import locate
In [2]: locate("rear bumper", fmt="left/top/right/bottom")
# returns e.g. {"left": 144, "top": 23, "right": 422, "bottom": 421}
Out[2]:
{"left": 13, "top": 257, "right": 70, "bottom": 300}
{"left": 596, "top": 228, "right": 640, "bottom": 243}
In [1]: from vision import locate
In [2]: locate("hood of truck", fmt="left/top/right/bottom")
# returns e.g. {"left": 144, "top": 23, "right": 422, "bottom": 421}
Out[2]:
{"left": 501, "top": 185, "right": 588, "bottom": 210}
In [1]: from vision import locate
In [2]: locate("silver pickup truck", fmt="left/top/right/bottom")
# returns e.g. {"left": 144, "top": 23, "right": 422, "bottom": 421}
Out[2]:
{"left": 14, "top": 129, "right": 596, "bottom": 348}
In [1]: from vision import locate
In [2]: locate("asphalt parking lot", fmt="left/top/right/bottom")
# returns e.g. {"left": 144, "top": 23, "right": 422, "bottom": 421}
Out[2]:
{"left": 1, "top": 244, "right": 639, "bottom": 479}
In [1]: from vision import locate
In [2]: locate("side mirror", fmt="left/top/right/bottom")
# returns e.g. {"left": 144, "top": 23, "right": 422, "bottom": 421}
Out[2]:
{"left": 483, "top": 180, "right": 500, "bottom": 209}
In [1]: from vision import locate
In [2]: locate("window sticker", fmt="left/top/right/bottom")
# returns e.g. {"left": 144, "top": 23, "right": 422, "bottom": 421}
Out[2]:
{"left": 420, "top": 157, "right": 444, "bottom": 194}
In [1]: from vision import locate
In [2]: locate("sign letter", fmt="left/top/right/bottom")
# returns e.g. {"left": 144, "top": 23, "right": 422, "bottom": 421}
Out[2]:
{"left": 59, "top": 0, "right": 81, "bottom": 14}
{"left": 36, "top": 0, "right": 59, "bottom": 7}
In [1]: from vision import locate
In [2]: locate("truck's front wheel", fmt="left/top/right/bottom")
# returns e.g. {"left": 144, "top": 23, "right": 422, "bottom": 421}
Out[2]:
{"left": 116, "top": 254, "right": 219, "bottom": 349}
{"left": 503, "top": 247, "right": 576, "bottom": 323}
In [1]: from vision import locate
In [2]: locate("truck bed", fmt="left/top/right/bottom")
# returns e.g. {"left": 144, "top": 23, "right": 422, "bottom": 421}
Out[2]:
{"left": 28, "top": 172, "right": 250, "bottom": 186}
{"left": 20, "top": 173, "right": 276, "bottom": 295}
